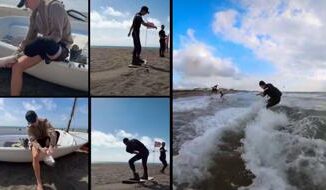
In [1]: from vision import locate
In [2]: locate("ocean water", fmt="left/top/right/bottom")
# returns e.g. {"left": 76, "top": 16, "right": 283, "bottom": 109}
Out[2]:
{"left": 173, "top": 92, "right": 326, "bottom": 190}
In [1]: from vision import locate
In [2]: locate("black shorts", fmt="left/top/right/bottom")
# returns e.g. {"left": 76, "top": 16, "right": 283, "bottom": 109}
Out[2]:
{"left": 24, "top": 37, "right": 69, "bottom": 62}
{"left": 267, "top": 96, "right": 281, "bottom": 108}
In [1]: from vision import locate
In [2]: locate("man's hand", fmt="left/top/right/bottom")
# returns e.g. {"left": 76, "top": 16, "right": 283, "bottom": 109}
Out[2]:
{"left": 40, "top": 147, "right": 48, "bottom": 154}
{"left": 256, "top": 92, "right": 263, "bottom": 96}
{"left": 47, "top": 146, "right": 54, "bottom": 155}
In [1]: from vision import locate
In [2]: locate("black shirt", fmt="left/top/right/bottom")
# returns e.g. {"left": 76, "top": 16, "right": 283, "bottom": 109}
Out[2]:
{"left": 263, "top": 83, "right": 282, "bottom": 98}
{"left": 132, "top": 13, "right": 143, "bottom": 33}
{"left": 126, "top": 139, "right": 148, "bottom": 154}
{"left": 159, "top": 147, "right": 166, "bottom": 159}
{"left": 159, "top": 29, "right": 166, "bottom": 41}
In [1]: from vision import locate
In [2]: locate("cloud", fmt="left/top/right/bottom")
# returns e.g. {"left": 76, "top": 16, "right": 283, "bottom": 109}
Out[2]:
{"left": 212, "top": 0, "right": 326, "bottom": 78}
{"left": 102, "top": 6, "right": 125, "bottom": 17}
{"left": 91, "top": 8, "right": 169, "bottom": 47}
{"left": 0, "top": 98, "right": 4, "bottom": 110}
{"left": 174, "top": 29, "right": 240, "bottom": 81}
{"left": 41, "top": 99, "right": 57, "bottom": 111}
{"left": 22, "top": 100, "right": 42, "bottom": 111}
{"left": 92, "top": 130, "right": 170, "bottom": 163}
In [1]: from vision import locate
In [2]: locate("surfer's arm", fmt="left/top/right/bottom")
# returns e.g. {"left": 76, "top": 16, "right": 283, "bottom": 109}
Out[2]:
{"left": 28, "top": 134, "right": 41, "bottom": 150}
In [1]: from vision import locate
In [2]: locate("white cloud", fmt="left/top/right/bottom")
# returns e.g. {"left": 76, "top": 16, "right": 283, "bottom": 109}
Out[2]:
{"left": 174, "top": 29, "right": 240, "bottom": 82}
{"left": 41, "top": 99, "right": 57, "bottom": 111}
{"left": 211, "top": 0, "right": 326, "bottom": 81}
{"left": 91, "top": 9, "right": 169, "bottom": 47}
{"left": 102, "top": 6, "right": 124, "bottom": 17}
{"left": 22, "top": 100, "right": 42, "bottom": 111}
{"left": 0, "top": 98, "right": 4, "bottom": 110}
{"left": 92, "top": 130, "right": 170, "bottom": 163}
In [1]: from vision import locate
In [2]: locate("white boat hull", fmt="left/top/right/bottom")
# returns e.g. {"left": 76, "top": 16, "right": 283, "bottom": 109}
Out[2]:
{"left": 0, "top": 16, "right": 88, "bottom": 91}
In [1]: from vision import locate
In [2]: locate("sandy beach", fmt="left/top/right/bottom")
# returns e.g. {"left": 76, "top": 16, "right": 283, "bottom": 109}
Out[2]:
{"left": 0, "top": 6, "right": 88, "bottom": 96}
{"left": 90, "top": 47, "right": 170, "bottom": 96}
{"left": 0, "top": 151, "right": 88, "bottom": 190}
{"left": 92, "top": 163, "right": 170, "bottom": 190}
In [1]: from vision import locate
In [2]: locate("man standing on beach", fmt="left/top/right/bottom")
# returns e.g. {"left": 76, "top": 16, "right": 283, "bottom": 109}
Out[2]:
{"left": 159, "top": 25, "right": 167, "bottom": 57}
{"left": 159, "top": 142, "right": 168, "bottom": 173}
{"left": 26, "top": 110, "right": 58, "bottom": 190}
{"left": 10, "top": 0, "right": 73, "bottom": 96}
{"left": 257, "top": 80, "right": 282, "bottom": 108}
{"left": 123, "top": 138, "right": 149, "bottom": 180}
{"left": 128, "top": 6, "right": 157, "bottom": 66}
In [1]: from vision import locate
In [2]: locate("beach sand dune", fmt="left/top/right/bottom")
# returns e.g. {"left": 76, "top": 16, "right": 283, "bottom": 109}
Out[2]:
{"left": 91, "top": 47, "right": 170, "bottom": 96}
{"left": 92, "top": 163, "right": 170, "bottom": 190}
{"left": 0, "top": 152, "right": 88, "bottom": 190}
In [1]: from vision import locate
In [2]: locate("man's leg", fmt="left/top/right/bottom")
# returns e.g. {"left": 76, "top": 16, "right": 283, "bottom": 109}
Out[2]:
{"left": 141, "top": 153, "right": 149, "bottom": 179}
{"left": 32, "top": 146, "right": 44, "bottom": 190}
{"left": 128, "top": 154, "right": 142, "bottom": 179}
{"left": 266, "top": 97, "right": 281, "bottom": 109}
{"left": 162, "top": 159, "right": 168, "bottom": 172}
{"left": 11, "top": 55, "right": 42, "bottom": 96}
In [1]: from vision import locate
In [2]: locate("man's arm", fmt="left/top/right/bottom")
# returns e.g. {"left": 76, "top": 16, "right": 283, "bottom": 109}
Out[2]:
{"left": 128, "top": 23, "right": 134, "bottom": 37}
{"left": 45, "top": 121, "right": 57, "bottom": 148}
{"left": 141, "top": 20, "right": 157, "bottom": 29}
{"left": 18, "top": 12, "right": 38, "bottom": 52}
{"left": 45, "top": 3, "right": 66, "bottom": 43}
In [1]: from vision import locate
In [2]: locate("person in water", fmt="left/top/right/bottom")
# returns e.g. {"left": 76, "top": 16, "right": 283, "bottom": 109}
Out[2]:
{"left": 257, "top": 80, "right": 282, "bottom": 108}
{"left": 128, "top": 6, "right": 157, "bottom": 66}
{"left": 25, "top": 110, "right": 58, "bottom": 190}
{"left": 159, "top": 25, "right": 167, "bottom": 57}
{"left": 11, "top": 0, "right": 73, "bottom": 96}
{"left": 159, "top": 142, "right": 168, "bottom": 173}
{"left": 123, "top": 138, "right": 149, "bottom": 180}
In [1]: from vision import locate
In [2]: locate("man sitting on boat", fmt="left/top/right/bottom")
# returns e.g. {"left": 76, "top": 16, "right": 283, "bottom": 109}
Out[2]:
{"left": 10, "top": 0, "right": 73, "bottom": 96}
{"left": 25, "top": 110, "right": 58, "bottom": 190}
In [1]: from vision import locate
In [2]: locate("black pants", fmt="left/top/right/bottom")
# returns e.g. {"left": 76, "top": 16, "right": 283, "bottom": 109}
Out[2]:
{"left": 24, "top": 37, "right": 69, "bottom": 63}
{"left": 129, "top": 151, "right": 149, "bottom": 177}
{"left": 267, "top": 96, "right": 281, "bottom": 108}
{"left": 159, "top": 39, "right": 166, "bottom": 56}
{"left": 160, "top": 156, "right": 168, "bottom": 171}
{"left": 132, "top": 31, "right": 141, "bottom": 62}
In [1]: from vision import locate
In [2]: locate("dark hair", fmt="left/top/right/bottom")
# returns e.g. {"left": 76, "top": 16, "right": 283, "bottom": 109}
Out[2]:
{"left": 140, "top": 6, "right": 149, "bottom": 13}
{"left": 123, "top": 138, "right": 129, "bottom": 144}
{"left": 25, "top": 110, "right": 37, "bottom": 124}
{"left": 259, "top": 81, "right": 266, "bottom": 86}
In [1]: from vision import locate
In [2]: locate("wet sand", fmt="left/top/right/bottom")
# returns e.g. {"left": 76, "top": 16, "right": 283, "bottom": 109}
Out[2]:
{"left": 0, "top": 6, "right": 88, "bottom": 96}
{"left": 91, "top": 47, "right": 170, "bottom": 96}
{"left": 0, "top": 152, "right": 88, "bottom": 190}
{"left": 92, "top": 163, "right": 170, "bottom": 190}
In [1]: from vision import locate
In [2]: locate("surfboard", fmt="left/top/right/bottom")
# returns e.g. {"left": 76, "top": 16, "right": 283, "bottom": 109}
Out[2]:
{"left": 122, "top": 177, "right": 154, "bottom": 184}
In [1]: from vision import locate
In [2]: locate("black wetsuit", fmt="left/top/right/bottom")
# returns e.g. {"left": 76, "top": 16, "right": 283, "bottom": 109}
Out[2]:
{"left": 126, "top": 139, "right": 149, "bottom": 177}
{"left": 159, "top": 29, "right": 166, "bottom": 57}
{"left": 159, "top": 146, "right": 167, "bottom": 172}
{"left": 131, "top": 13, "right": 143, "bottom": 63}
{"left": 263, "top": 83, "right": 282, "bottom": 108}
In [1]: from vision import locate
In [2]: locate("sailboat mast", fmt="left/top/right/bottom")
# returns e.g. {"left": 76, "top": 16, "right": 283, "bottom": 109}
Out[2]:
{"left": 66, "top": 98, "right": 77, "bottom": 132}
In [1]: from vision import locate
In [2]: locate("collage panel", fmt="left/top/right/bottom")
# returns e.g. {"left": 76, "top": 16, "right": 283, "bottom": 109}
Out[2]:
{"left": 0, "top": 98, "right": 89, "bottom": 190}
{"left": 90, "top": 0, "right": 170, "bottom": 96}
{"left": 91, "top": 98, "right": 170, "bottom": 189}
{"left": 0, "top": 0, "right": 88, "bottom": 96}
{"left": 173, "top": 0, "right": 326, "bottom": 190}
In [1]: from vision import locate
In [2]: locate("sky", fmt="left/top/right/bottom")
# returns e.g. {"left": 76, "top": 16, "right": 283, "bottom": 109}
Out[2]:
{"left": 173, "top": 0, "right": 326, "bottom": 92}
{"left": 0, "top": 98, "right": 88, "bottom": 129}
{"left": 91, "top": 98, "right": 170, "bottom": 163}
{"left": 91, "top": 0, "right": 170, "bottom": 47}
{"left": 0, "top": 0, "right": 88, "bottom": 12}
